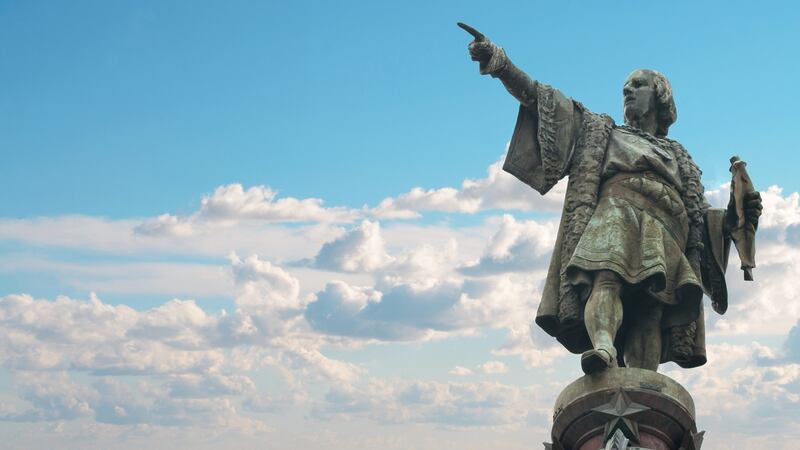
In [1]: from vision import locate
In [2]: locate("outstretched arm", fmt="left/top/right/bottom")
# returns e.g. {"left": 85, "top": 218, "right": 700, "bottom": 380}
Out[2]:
{"left": 458, "top": 23, "right": 591, "bottom": 195}
{"left": 458, "top": 22, "right": 538, "bottom": 107}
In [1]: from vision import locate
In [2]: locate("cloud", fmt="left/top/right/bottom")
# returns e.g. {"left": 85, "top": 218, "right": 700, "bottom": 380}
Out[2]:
{"left": 0, "top": 216, "right": 343, "bottom": 265}
{"left": 134, "top": 214, "right": 196, "bottom": 237}
{"left": 135, "top": 184, "right": 360, "bottom": 236}
{"left": 312, "top": 378, "right": 535, "bottom": 428}
{"left": 229, "top": 253, "right": 303, "bottom": 312}
{"left": 370, "top": 156, "right": 566, "bottom": 218}
{"left": 708, "top": 237, "right": 800, "bottom": 336}
{"left": 661, "top": 341, "right": 800, "bottom": 448}
{"left": 478, "top": 361, "right": 509, "bottom": 375}
{"left": 460, "top": 215, "right": 557, "bottom": 275}
{"left": 7, "top": 149, "right": 800, "bottom": 446}
{"left": 449, "top": 366, "right": 474, "bottom": 376}
{"left": 242, "top": 389, "right": 308, "bottom": 413}
{"left": 166, "top": 373, "right": 256, "bottom": 398}
{"left": 754, "top": 320, "right": 800, "bottom": 366}
{"left": 490, "top": 324, "right": 568, "bottom": 369}
{"left": 5, "top": 374, "right": 96, "bottom": 422}
{"left": 305, "top": 280, "right": 458, "bottom": 341}
{"left": 0, "top": 254, "right": 349, "bottom": 382}
{"left": 196, "top": 184, "right": 359, "bottom": 224}
{"left": 129, "top": 153, "right": 572, "bottom": 240}
{"left": 312, "top": 220, "right": 393, "bottom": 272}
{"left": 306, "top": 270, "right": 544, "bottom": 345}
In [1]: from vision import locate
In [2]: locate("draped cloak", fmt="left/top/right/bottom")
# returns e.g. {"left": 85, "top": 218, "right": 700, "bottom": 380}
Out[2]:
{"left": 502, "top": 84, "right": 732, "bottom": 368}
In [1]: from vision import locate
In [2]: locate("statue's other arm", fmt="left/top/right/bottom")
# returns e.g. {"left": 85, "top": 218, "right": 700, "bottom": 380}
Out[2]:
{"left": 701, "top": 189, "right": 762, "bottom": 314}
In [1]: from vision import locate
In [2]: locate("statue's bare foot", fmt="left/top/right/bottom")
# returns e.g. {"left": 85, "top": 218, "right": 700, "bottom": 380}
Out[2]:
{"left": 581, "top": 348, "right": 615, "bottom": 374}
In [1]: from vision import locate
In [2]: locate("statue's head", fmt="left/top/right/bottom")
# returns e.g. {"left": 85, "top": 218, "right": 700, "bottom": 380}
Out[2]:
{"left": 623, "top": 69, "right": 677, "bottom": 137}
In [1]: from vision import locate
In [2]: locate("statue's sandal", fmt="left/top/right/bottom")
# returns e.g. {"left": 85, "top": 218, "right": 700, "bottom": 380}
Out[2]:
{"left": 581, "top": 348, "right": 615, "bottom": 374}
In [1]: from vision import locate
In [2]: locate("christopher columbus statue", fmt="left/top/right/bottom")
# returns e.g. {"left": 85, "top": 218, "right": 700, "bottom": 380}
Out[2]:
{"left": 460, "top": 24, "right": 762, "bottom": 375}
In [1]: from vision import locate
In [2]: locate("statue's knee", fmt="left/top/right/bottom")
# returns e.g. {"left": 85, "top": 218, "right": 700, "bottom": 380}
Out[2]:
{"left": 592, "top": 270, "right": 621, "bottom": 294}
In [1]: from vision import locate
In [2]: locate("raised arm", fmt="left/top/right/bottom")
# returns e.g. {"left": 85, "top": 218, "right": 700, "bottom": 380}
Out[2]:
{"left": 458, "top": 22, "right": 539, "bottom": 107}
{"left": 458, "top": 23, "right": 592, "bottom": 195}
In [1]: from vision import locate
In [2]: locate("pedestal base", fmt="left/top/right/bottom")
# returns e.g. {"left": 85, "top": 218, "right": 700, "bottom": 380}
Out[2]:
{"left": 546, "top": 368, "right": 703, "bottom": 450}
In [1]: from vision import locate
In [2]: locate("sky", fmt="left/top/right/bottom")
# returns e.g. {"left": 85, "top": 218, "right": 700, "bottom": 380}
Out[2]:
{"left": 2, "top": 1, "right": 800, "bottom": 449}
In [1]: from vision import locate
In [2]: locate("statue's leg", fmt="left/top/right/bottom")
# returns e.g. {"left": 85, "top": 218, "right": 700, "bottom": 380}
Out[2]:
{"left": 582, "top": 270, "right": 623, "bottom": 374}
{"left": 623, "top": 299, "right": 663, "bottom": 371}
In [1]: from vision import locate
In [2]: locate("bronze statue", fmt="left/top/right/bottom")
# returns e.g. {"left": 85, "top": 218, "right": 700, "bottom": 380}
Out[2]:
{"left": 459, "top": 23, "right": 762, "bottom": 374}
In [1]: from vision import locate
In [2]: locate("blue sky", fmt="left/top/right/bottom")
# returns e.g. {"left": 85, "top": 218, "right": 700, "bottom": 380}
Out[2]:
{"left": 4, "top": 1, "right": 799, "bottom": 217}
{"left": 2, "top": 1, "right": 800, "bottom": 449}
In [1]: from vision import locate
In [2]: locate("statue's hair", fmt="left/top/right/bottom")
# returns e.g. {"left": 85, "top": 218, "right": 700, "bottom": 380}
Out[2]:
{"left": 629, "top": 69, "right": 677, "bottom": 137}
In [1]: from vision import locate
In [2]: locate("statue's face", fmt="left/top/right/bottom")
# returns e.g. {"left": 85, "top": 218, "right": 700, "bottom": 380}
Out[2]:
{"left": 623, "top": 70, "right": 657, "bottom": 124}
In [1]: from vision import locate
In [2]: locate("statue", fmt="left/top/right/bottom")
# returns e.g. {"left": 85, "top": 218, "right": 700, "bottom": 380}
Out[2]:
{"left": 459, "top": 23, "right": 762, "bottom": 375}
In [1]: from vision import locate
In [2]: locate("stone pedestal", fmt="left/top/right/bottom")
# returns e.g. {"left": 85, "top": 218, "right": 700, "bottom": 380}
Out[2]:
{"left": 545, "top": 368, "right": 703, "bottom": 450}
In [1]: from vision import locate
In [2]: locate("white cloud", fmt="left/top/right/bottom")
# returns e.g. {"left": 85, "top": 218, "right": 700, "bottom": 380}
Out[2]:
{"left": 460, "top": 215, "right": 557, "bottom": 275}
{"left": 312, "top": 378, "right": 536, "bottom": 428}
{"left": 134, "top": 214, "right": 196, "bottom": 237}
{"left": 449, "top": 366, "right": 473, "bottom": 376}
{"left": 7, "top": 151, "right": 800, "bottom": 447}
{"left": 478, "top": 361, "right": 509, "bottom": 375}
{"left": 370, "top": 156, "right": 566, "bottom": 218}
{"left": 242, "top": 389, "right": 308, "bottom": 413}
{"left": 135, "top": 184, "right": 360, "bottom": 236}
{"left": 491, "top": 324, "right": 568, "bottom": 369}
{"left": 166, "top": 373, "right": 256, "bottom": 398}
{"left": 704, "top": 182, "right": 731, "bottom": 208}
{"left": 759, "top": 185, "right": 800, "bottom": 229}
{"left": 305, "top": 279, "right": 458, "bottom": 341}
{"left": 229, "top": 253, "right": 303, "bottom": 312}
{"left": 0, "top": 216, "right": 343, "bottom": 265}
{"left": 5, "top": 373, "right": 96, "bottom": 422}
{"left": 312, "top": 220, "right": 393, "bottom": 272}
{"left": 197, "top": 184, "right": 359, "bottom": 224}
{"left": 0, "top": 254, "right": 356, "bottom": 387}
{"left": 661, "top": 340, "right": 800, "bottom": 448}
{"left": 305, "top": 270, "right": 544, "bottom": 347}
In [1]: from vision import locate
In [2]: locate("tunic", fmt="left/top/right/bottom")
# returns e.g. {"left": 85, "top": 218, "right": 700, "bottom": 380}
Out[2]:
{"left": 502, "top": 83, "right": 732, "bottom": 368}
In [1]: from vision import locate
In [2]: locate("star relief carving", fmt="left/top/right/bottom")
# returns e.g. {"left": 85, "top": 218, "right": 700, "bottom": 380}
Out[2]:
{"left": 592, "top": 389, "right": 650, "bottom": 444}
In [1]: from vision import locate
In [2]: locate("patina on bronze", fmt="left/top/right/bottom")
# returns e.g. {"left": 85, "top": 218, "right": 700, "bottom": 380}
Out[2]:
{"left": 458, "top": 23, "right": 762, "bottom": 376}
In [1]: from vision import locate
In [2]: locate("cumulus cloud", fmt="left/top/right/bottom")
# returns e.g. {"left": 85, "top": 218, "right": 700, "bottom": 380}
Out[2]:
{"left": 305, "top": 279, "right": 460, "bottom": 341}
{"left": 306, "top": 270, "right": 543, "bottom": 345}
{"left": 449, "top": 366, "right": 474, "bottom": 376}
{"left": 754, "top": 320, "right": 800, "bottom": 366}
{"left": 312, "top": 378, "right": 536, "bottom": 428}
{"left": 242, "top": 389, "right": 308, "bottom": 413}
{"left": 134, "top": 214, "right": 196, "bottom": 237}
{"left": 0, "top": 270, "right": 366, "bottom": 436}
{"left": 491, "top": 324, "right": 568, "bottom": 369}
{"left": 370, "top": 156, "right": 566, "bottom": 218}
{"left": 0, "top": 255, "right": 360, "bottom": 421}
{"left": 661, "top": 340, "right": 800, "bottom": 448}
{"left": 197, "top": 184, "right": 359, "bottom": 224}
{"left": 708, "top": 235, "right": 800, "bottom": 336}
{"left": 166, "top": 373, "right": 256, "bottom": 398}
{"left": 478, "top": 361, "right": 509, "bottom": 375}
{"left": 8, "top": 149, "right": 800, "bottom": 446}
{"left": 229, "top": 253, "right": 303, "bottom": 312}
{"left": 4, "top": 374, "right": 96, "bottom": 422}
{"left": 312, "top": 220, "right": 393, "bottom": 272}
{"left": 460, "top": 215, "right": 557, "bottom": 275}
{"left": 130, "top": 154, "right": 569, "bottom": 240}
{"left": 135, "top": 184, "right": 360, "bottom": 236}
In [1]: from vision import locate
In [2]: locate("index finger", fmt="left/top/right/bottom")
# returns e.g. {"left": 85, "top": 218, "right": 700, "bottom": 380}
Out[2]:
{"left": 457, "top": 22, "right": 485, "bottom": 42}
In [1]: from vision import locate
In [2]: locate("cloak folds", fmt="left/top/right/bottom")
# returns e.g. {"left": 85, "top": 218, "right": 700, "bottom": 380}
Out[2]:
{"left": 502, "top": 84, "right": 731, "bottom": 368}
